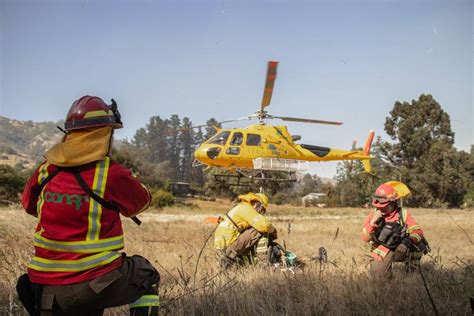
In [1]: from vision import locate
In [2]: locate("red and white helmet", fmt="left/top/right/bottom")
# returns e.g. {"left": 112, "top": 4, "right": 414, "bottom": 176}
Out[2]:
{"left": 64, "top": 96, "right": 123, "bottom": 132}
{"left": 372, "top": 183, "right": 400, "bottom": 208}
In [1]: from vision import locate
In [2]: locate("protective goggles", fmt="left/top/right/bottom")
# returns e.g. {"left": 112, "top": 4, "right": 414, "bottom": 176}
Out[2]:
{"left": 372, "top": 196, "right": 391, "bottom": 205}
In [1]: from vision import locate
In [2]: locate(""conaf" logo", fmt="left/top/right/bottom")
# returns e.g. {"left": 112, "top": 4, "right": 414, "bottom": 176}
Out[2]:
{"left": 44, "top": 191, "right": 90, "bottom": 210}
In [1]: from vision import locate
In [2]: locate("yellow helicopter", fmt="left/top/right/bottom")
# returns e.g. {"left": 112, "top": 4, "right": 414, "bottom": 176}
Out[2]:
{"left": 190, "top": 61, "right": 374, "bottom": 179}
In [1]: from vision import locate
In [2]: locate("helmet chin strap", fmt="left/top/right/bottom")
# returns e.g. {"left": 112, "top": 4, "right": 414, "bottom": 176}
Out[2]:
{"left": 57, "top": 126, "right": 68, "bottom": 134}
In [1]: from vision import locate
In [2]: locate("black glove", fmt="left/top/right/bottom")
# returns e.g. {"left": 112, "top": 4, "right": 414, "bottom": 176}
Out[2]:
{"left": 401, "top": 237, "right": 413, "bottom": 248}
{"left": 395, "top": 238, "right": 413, "bottom": 255}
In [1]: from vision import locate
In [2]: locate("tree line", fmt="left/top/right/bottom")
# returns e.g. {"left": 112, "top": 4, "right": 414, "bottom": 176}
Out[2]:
{"left": 1, "top": 94, "right": 473, "bottom": 208}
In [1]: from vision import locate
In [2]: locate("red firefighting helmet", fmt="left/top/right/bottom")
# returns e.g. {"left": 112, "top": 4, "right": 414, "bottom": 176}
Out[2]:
{"left": 372, "top": 183, "right": 399, "bottom": 208}
{"left": 64, "top": 95, "right": 123, "bottom": 131}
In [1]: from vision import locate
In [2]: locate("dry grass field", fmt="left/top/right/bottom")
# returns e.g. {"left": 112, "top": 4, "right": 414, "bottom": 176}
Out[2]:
{"left": 1, "top": 199, "right": 473, "bottom": 315}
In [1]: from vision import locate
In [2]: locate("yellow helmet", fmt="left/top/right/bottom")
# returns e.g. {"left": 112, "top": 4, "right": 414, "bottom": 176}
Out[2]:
{"left": 238, "top": 192, "right": 269, "bottom": 208}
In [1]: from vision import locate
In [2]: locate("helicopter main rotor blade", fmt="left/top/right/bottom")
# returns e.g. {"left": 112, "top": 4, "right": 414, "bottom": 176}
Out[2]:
{"left": 176, "top": 117, "right": 254, "bottom": 131}
{"left": 260, "top": 61, "right": 279, "bottom": 112}
{"left": 273, "top": 115, "right": 343, "bottom": 126}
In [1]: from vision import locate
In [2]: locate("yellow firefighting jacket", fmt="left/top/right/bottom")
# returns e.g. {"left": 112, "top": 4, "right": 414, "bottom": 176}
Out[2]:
{"left": 214, "top": 202, "right": 275, "bottom": 249}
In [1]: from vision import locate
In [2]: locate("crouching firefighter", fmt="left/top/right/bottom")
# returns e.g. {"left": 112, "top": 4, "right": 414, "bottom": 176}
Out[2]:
{"left": 361, "top": 181, "right": 430, "bottom": 276}
{"left": 16, "top": 96, "right": 160, "bottom": 315}
{"left": 214, "top": 193, "right": 277, "bottom": 268}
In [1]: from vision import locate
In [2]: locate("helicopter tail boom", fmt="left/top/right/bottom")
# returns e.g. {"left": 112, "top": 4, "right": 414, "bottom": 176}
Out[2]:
{"left": 296, "top": 131, "right": 375, "bottom": 172}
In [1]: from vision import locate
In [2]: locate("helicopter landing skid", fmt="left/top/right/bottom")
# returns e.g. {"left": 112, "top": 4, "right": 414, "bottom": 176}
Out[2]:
{"left": 213, "top": 169, "right": 297, "bottom": 187}
{"left": 192, "top": 159, "right": 204, "bottom": 167}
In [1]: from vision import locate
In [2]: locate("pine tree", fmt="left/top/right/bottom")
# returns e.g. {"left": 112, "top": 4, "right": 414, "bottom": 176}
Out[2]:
{"left": 204, "top": 118, "right": 221, "bottom": 140}
{"left": 167, "top": 115, "right": 181, "bottom": 180}
{"left": 381, "top": 94, "right": 470, "bottom": 207}
{"left": 179, "top": 117, "right": 194, "bottom": 182}
{"left": 191, "top": 127, "right": 205, "bottom": 185}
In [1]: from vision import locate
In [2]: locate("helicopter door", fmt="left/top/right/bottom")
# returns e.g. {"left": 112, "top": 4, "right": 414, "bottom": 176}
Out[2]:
{"left": 226, "top": 132, "right": 243, "bottom": 156}
{"left": 245, "top": 133, "right": 262, "bottom": 158}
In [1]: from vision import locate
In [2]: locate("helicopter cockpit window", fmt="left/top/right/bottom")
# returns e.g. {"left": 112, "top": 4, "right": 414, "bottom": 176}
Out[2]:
{"left": 230, "top": 132, "right": 244, "bottom": 146}
{"left": 208, "top": 131, "right": 230, "bottom": 145}
{"left": 246, "top": 133, "right": 261, "bottom": 146}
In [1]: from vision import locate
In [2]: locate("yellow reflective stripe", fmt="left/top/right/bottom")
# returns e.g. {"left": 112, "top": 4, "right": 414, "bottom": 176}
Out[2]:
{"left": 408, "top": 225, "right": 421, "bottom": 233}
{"left": 87, "top": 157, "right": 110, "bottom": 241}
{"left": 129, "top": 295, "right": 160, "bottom": 308}
{"left": 36, "top": 188, "right": 46, "bottom": 221}
{"left": 36, "top": 163, "right": 50, "bottom": 220}
{"left": 28, "top": 251, "right": 120, "bottom": 272}
{"left": 37, "top": 162, "right": 50, "bottom": 184}
{"left": 410, "top": 233, "right": 422, "bottom": 242}
{"left": 83, "top": 109, "right": 113, "bottom": 118}
{"left": 256, "top": 237, "right": 269, "bottom": 254}
{"left": 372, "top": 247, "right": 388, "bottom": 258}
{"left": 34, "top": 233, "right": 124, "bottom": 253}
{"left": 96, "top": 157, "right": 110, "bottom": 236}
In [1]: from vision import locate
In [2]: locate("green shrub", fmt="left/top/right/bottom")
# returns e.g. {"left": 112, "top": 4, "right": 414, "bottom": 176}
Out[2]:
{"left": 151, "top": 189, "right": 175, "bottom": 208}
{"left": 272, "top": 191, "right": 289, "bottom": 205}
{"left": 0, "top": 164, "right": 26, "bottom": 204}
{"left": 463, "top": 185, "right": 474, "bottom": 208}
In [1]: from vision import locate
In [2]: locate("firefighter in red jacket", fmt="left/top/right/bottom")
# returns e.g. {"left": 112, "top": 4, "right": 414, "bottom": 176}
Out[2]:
{"left": 361, "top": 181, "right": 429, "bottom": 276}
{"left": 16, "top": 96, "right": 160, "bottom": 315}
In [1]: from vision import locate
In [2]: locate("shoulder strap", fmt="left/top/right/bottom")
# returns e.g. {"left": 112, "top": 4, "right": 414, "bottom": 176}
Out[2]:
{"left": 37, "top": 168, "right": 61, "bottom": 193}
{"left": 61, "top": 166, "right": 142, "bottom": 226}
{"left": 225, "top": 213, "right": 242, "bottom": 233}
{"left": 70, "top": 169, "right": 120, "bottom": 211}
{"left": 399, "top": 208, "right": 407, "bottom": 226}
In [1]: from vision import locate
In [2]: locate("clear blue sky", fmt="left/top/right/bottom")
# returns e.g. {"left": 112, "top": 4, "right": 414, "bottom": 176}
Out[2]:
{"left": 1, "top": 0, "right": 472, "bottom": 178}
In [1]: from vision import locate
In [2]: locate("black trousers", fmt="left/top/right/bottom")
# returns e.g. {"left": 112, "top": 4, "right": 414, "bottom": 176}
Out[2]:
{"left": 17, "top": 255, "right": 160, "bottom": 316}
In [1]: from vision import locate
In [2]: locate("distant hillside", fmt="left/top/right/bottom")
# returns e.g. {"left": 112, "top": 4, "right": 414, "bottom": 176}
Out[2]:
{"left": 0, "top": 116, "right": 129, "bottom": 170}
{"left": 0, "top": 116, "right": 63, "bottom": 169}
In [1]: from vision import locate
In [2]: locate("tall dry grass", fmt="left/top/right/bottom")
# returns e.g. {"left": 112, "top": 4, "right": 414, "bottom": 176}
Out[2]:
{"left": 1, "top": 200, "right": 473, "bottom": 315}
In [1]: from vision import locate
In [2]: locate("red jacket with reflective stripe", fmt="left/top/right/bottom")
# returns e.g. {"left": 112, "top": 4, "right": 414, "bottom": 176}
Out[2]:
{"left": 22, "top": 158, "right": 151, "bottom": 285}
{"left": 361, "top": 208, "right": 424, "bottom": 244}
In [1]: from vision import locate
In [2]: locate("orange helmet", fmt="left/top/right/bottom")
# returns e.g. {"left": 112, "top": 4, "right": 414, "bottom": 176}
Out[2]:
{"left": 64, "top": 96, "right": 123, "bottom": 131}
{"left": 372, "top": 183, "right": 399, "bottom": 208}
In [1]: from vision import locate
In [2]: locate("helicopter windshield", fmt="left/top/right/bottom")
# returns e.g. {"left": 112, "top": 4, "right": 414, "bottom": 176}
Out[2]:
{"left": 207, "top": 131, "right": 231, "bottom": 145}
